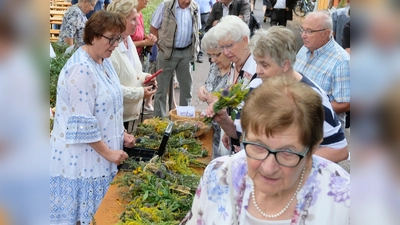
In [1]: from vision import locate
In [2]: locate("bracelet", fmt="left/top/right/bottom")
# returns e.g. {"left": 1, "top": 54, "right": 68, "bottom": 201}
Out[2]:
{"left": 124, "top": 129, "right": 128, "bottom": 133}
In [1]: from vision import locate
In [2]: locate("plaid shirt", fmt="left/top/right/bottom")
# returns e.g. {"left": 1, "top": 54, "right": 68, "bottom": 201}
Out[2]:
{"left": 294, "top": 38, "right": 350, "bottom": 103}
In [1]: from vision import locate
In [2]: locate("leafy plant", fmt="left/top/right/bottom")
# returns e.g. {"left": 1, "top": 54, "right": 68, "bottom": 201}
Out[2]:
{"left": 50, "top": 43, "right": 74, "bottom": 108}
{"left": 114, "top": 118, "right": 208, "bottom": 224}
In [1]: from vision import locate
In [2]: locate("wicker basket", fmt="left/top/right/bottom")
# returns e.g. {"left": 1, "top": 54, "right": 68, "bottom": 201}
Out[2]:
{"left": 174, "top": 119, "right": 211, "bottom": 137}
{"left": 169, "top": 109, "right": 202, "bottom": 122}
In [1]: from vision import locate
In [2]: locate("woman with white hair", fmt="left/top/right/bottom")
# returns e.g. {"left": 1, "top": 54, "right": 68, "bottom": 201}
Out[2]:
{"left": 205, "top": 15, "right": 261, "bottom": 153}
{"left": 197, "top": 27, "right": 233, "bottom": 158}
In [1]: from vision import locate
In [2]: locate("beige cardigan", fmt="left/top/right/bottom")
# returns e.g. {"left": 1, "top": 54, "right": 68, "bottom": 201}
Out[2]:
{"left": 110, "top": 36, "right": 148, "bottom": 122}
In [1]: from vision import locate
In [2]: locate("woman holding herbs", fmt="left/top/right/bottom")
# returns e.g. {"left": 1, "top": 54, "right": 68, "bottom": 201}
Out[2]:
{"left": 197, "top": 27, "right": 233, "bottom": 159}
{"left": 204, "top": 15, "right": 261, "bottom": 153}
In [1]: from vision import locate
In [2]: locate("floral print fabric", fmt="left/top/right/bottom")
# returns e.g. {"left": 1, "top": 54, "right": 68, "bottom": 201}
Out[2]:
{"left": 181, "top": 150, "right": 350, "bottom": 225}
{"left": 57, "top": 4, "right": 87, "bottom": 48}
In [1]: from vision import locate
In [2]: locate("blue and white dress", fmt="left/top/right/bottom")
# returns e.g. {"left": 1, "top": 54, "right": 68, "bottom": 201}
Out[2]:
{"left": 50, "top": 47, "right": 124, "bottom": 225}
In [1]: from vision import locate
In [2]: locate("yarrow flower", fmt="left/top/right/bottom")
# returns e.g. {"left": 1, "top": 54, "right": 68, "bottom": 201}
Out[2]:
{"left": 203, "top": 81, "right": 250, "bottom": 124}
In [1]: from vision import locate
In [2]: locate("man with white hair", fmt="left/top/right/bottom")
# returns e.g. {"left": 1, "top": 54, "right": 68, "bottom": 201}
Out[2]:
{"left": 294, "top": 11, "right": 350, "bottom": 129}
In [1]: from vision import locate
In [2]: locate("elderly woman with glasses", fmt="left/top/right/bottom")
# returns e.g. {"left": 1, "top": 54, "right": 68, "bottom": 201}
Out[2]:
{"left": 205, "top": 15, "right": 261, "bottom": 153}
{"left": 50, "top": 11, "right": 135, "bottom": 225}
{"left": 181, "top": 76, "right": 350, "bottom": 224}
{"left": 108, "top": 0, "right": 157, "bottom": 132}
{"left": 197, "top": 27, "right": 233, "bottom": 159}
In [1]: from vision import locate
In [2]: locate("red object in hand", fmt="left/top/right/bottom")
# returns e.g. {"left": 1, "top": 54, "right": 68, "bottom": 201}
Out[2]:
{"left": 143, "top": 69, "right": 163, "bottom": 84}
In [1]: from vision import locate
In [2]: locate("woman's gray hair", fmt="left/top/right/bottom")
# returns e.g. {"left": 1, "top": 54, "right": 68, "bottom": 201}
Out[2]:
{"left": 213, "top": 15, "right": 250, "bottom": 42}
{"left": 107, "top": 0, "right": 138, "bottom": 18}
{"left": 249, "top": 27, "right": 297, "bottom": 67}
{"left": 201, "top": 27, "right": 219, "bottom": 51}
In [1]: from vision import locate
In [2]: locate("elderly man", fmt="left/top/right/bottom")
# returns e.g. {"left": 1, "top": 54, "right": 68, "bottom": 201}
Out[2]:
{"left": 204, "top": 0, "right": 251, "bottom": 32}
{"left": 294, "top": 11, "right": 350, "bottom": 129}
{"left": 150, "top": 0, "right": 201, "bottom": 118}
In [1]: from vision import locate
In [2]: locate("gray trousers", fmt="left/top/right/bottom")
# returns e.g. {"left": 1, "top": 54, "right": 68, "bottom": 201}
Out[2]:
{"left": 154, "top": 48, "right": 193, "bottom": 118}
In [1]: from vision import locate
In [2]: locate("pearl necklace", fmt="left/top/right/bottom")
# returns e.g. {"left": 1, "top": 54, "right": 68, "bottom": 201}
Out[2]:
{"left": 251, "top": 167, "right": 306, "bottom": 218}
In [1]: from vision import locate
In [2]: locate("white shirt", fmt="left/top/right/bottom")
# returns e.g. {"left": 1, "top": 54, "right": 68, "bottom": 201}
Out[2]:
{"left": 274, "top": 0, "right": 286, "bottom": 9}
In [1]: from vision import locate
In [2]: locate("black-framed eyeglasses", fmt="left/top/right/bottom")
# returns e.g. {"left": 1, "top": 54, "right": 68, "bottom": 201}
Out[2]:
{"left": 207, "top": 52, "right": 222, "bottom": 58}
{"left": 299, "top": 27, "right": 327, "bottom": 35}
{"left": 100, "top": 34, "right": 124, "bottom": 45}
{"left": 242, "top": 132, "right": 309, "bottom": 167}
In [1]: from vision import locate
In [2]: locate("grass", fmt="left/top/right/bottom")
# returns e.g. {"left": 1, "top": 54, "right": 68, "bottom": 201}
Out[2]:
{"left": 141, "top": 0, "right": 164, "bottom": 34}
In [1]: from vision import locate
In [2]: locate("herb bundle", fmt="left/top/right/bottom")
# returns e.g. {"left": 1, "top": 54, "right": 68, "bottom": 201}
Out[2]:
{"left": 203, "top": 81, "right": 250, "bottom": 124}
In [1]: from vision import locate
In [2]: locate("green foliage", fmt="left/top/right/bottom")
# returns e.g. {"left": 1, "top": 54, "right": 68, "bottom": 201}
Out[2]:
{"left": 141, "top": 0, "right": 164, "bottom": 34}
{"left": 50, "top": 43, "right": 74, "bottom": 108}
{"left": 114, "top": 118, "right": 208, "bottom": 224}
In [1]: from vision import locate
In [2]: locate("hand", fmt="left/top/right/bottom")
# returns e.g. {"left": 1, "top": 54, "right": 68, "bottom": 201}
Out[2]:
{"left": 205, "top": 102, "right": 229, "bottom": 123}
{"left": 123, "top": 132, "right": 135, "bottom": 148}
{"left": 143, "top": 85, "right": 157, "bottom": 98}
{"left": 105, "top": 149, "right": 129, "bottom": 165}
{"left": 144, "top": 33, "right": 157, "bottom": 45}
{"left": 222, "top": 133, "right": 230, "bottom": 150}
{"left": 238, "top": 14, "right": 243, "bottom": 20}
{"left": 233, "top": 145, "right": 241, "bottom": 153}
{"left": 144, "top": 73, "right": 158, "bottom": 87}
{"left": 197, "top": 86, "right": 209, "bottom": 102}
{"left": 286, "top": 7, "right": 289, "bottom": 11}
{"left": 212, "top": 20, "right": 219, "bottom": 27}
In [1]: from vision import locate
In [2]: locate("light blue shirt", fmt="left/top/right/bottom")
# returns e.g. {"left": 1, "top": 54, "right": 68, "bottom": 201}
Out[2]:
{"left": 196, "top": 0, "right": 215, "bottom": 13}
{"left": 151, "top": 1, "right": 201, "bottom": 48}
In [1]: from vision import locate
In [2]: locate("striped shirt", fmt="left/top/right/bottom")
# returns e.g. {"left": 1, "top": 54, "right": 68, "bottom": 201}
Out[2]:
{"left": 151, "top": 1, "right": 201, "bottom": 48}
{"left": 294, "top": 38, "right": 350, "bottom": 104}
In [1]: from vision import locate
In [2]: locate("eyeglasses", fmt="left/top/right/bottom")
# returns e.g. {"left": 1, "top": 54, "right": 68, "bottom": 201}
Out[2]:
{"left": 242, "top": 132, "right": 309, "bottom": 167}
{"left": 219, "top": 36, "right": 243, "bottom": 52}
{"left": 101, "top": 34, "right": 124, "bottom": 45}
{"left": 207, "top": 52, "right": 222, "bottom": 58}
{"left": 299, "top": 28, "right": 327, "bottom": 35}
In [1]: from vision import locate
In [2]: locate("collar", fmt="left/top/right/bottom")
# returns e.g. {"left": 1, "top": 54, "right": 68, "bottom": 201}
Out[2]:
{"left": 241, "top": 54, "right": 257, "bottom": 75}
{"left": 307, "top": 37, "right": 335, "bottom": 58}
{"left": 175, "top": 0, "right": 190, "bottom": 9}
{"left": 118, "top": 36, "right": 133, "bottom": 53}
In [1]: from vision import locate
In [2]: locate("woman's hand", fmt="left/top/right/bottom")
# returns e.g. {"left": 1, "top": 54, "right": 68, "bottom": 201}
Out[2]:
{"left": 123, "top": 132, "right": 135, "bottom": 148}
{"left": 104, "top": 149, "right": 129, "bottom": 165}
{"left": 143, "top": 85, "right": 156, "bottom": 98}
{"left": 222, "top": 133, "right": 230, "bottom": 150}
{"left": 197, "top": 86, "right": 209, "bottom": 102}
{"left": 144, "top": 73, "right": 158, "bottom": 88}
{"left": 144, "top": 34, "right": 157, "bottom": 46}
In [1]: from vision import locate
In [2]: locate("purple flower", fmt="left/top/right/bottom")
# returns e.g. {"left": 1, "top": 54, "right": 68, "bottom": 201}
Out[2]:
{"left": 327, "top": 172, "right": 350, "bottom": 207}
{"left": 222, "top": 88, "right": 229, "bottom": 97}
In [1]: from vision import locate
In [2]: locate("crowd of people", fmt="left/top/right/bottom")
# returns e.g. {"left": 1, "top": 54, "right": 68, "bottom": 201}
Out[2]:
{"left": 51, "top": 0, "right": 350, "bottom": 223}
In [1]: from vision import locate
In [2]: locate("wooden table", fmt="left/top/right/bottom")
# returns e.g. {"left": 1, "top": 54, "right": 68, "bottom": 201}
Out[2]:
{"left": 91, "top": 128, "right": 214, "bottom": 225}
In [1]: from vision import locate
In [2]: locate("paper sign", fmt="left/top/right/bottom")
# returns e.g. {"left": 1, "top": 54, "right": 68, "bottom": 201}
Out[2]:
{"left": 176, "top": 106, "right": 196, "bottom": 118}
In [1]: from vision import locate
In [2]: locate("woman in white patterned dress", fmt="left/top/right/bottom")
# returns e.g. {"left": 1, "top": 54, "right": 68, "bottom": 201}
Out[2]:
{"left": 50, "top": 11, "right": 135, "bottom": 225}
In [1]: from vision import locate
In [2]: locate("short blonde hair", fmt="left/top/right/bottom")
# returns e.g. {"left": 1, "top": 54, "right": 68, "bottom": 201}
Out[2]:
{"left": 241, "top": 76, "right": 324, "bottom": 156}
{"left": 107, "top": 0, "right": 138, "bottom": 18}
